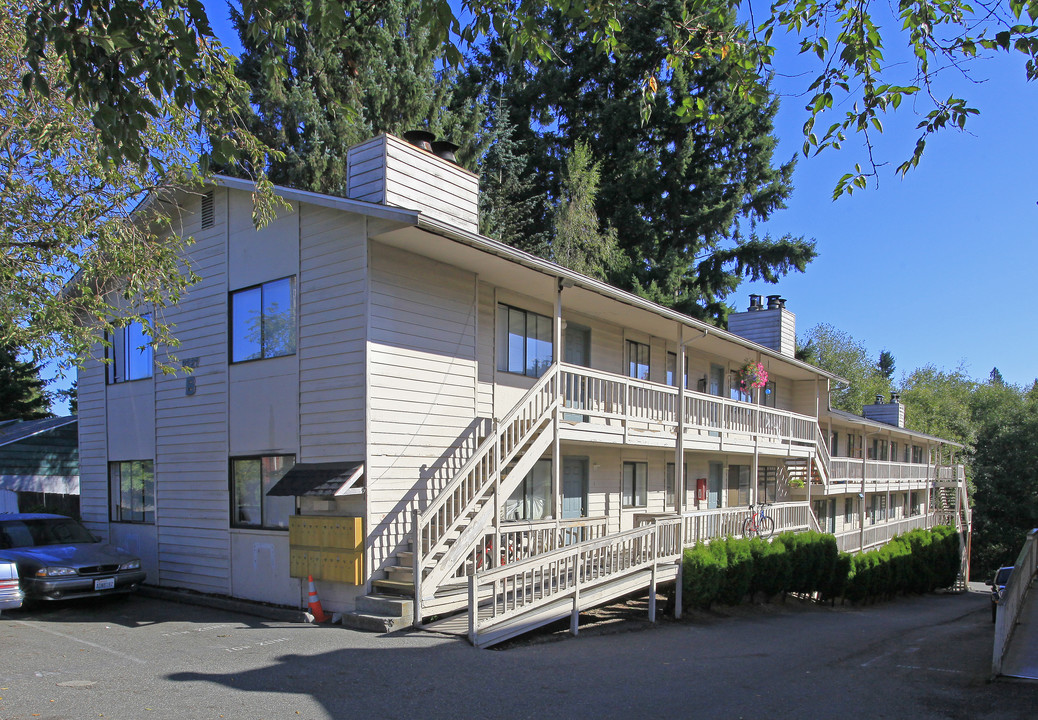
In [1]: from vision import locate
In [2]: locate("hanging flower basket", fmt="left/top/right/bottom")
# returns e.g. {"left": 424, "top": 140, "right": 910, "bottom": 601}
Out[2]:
{"left": 739, "top": 361, "right": 769, "bottom": 391}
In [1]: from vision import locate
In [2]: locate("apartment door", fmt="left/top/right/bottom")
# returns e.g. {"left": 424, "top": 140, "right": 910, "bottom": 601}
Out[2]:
{"left": 828, "top": 498, "right": 837, "bottom": 533}
{"left": 708, "top": 364, "right": 725, "bottom": 435}
{"left": 561, "top": 457, "right": 588, "bottom": 519}
{"left": 563, "top": 324, "right": 591, "bottom": 422}
{"left": 708, "top": 461, "right": 723, "bottom": 509}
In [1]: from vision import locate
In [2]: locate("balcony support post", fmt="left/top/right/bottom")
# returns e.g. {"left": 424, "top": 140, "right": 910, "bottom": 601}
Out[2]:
{"left": 553, "top": 279, "right": 564, "bottom": 524}
{"left": 675, "top": 323, "right": 686, "bottom": 515}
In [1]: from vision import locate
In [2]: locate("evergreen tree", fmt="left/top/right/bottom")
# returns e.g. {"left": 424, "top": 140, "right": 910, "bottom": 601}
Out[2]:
{"left": 877, "top": 350, "right": 896, "bottom": 380}
{"left": 551, "top": 142, "right": 624, "bottom": 281}
{"left": 0, "top": 345, "right": 51, "bottom": 421}
{"left": 478, "top": 97, "right": 549, "bottom": 255}
{"left": 989, "top": 367, "right": 1005, "bottom": 385}
{"left": 465, "top": 0, "right": 815, "bottom": 321}
{"left": 232, "top": 0, "right": 481, "bottom": 193}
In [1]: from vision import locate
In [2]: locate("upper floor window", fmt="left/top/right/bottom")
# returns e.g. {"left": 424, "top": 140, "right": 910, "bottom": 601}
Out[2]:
{"left": 497, "top": 304, "right": 552, "bottom": 377}
{"left": 911, "top": 445, "right": 924, "bottom": 464}
{"left": 231, "top": 277, "right": 296, "bottom": 363}
{"left": 626, "top": 340, "right": 649, "bottom": 381}
{"left": 108, "top": 315, "right": 152, "bottom": 383}
{"left": 110, "top": 460, "right": 154, "bottom": 523}
{"left": 231, "top": 455, "right": 295, "bottom": 530}
{"left": 666, "top": 352, "right": 688, "bottom": 388}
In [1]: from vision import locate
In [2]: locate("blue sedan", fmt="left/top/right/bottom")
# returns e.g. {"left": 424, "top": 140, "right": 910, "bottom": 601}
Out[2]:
{"left": 0, "top": 513, "right": 146, "bottom": 601}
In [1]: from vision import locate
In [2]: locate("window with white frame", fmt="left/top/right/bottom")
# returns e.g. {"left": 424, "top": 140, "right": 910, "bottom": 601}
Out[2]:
{"left": 626, "top": 340, "right": 650, "bottom": 381}
{"left": 230, "top": 277, "right": 296, "bottom": 363}
{"left": 622, "top": 461, "right": 647, "bottom": 508}
{"left": 757, "top": 466, "right": 778, "bottom": 504}
{"left": 666, "top": 352, "right": 688, "bottom": 388}
{"left": 503, "top": 459, "right": 552, "bottom": 521}
{"left": 108, "top": 315, "right": 153, "bottom": 383}
{"left": 497, "top": 304, "right": 553, "bottom": 377}
{"left": 230, "top": 455, "right": 296, "bottom": 529}
{"left": 110, "top": 460, "right": 155, "bottom": 523}
{"left": 665, "top": 463, "right": 687, "bottom": 507}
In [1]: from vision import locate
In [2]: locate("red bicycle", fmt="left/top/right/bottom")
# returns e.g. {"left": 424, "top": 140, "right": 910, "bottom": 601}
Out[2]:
{"left": 743, "top": 504, "right": 775, "bottom": 539}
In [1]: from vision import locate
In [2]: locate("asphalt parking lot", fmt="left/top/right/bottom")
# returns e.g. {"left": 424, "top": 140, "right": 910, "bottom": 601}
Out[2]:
{"left": 1, "top": 585, "right": 1035, "bottom": 720}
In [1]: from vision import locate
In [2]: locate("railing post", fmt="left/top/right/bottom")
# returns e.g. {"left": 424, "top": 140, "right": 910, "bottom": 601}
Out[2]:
{"left": 412, "top": 509, "right": 423, "bottom": 626}
{"left": 467, "top": 574, "right": 477, "bottom": 645}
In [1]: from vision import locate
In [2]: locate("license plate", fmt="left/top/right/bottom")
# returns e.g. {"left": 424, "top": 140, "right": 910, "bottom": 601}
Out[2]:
{"left": 94, "top": 578, "right": 115, "bottom": 591}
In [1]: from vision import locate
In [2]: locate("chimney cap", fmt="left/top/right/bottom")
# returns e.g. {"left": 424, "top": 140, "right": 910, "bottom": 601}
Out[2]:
{"left": 748, "top": 294, "right": 762, "bottom": 311}
{"left": 403, "top": 130, "right": 436, "bottom": 152}
{"left": 431, "top": 140, "right": 459, "bottom": 165}
{"left": 890, "top": 392, "right": 901, "bottom": 404}
{"left": 875, "top": 394, "right": 884, "bottom": 404}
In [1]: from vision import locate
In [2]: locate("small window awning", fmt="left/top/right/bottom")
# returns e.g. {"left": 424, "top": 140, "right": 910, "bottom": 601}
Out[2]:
{"left": 266, "top": 462, "right": 364, "bottom": 498}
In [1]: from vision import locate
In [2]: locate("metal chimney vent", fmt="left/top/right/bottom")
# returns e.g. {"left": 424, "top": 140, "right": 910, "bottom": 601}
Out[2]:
{"left": 402, "top": 130, "right": 435, "bottom": 153}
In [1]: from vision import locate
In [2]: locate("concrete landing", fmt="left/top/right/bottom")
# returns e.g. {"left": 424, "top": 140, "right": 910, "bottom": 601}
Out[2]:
{"left": 1000, "top": 577, "right": 1038, "bottom": 680}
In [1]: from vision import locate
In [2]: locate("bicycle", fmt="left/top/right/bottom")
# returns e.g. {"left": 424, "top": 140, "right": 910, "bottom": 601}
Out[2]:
{"left": 743, "top": 503, "right": 775, "bottom": 539}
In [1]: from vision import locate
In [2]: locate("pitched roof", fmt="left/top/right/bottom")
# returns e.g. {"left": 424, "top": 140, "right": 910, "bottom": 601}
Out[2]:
{"left": 0, "top": 416, "right": 77, "bottom": 448}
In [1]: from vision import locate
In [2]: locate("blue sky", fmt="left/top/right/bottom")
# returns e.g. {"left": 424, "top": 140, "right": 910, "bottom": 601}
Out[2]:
{"left": 50, "top": 3, "right": 1037, "bottom": 414}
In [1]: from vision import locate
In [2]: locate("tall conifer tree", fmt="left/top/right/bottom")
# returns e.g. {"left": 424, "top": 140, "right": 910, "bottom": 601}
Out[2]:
{"left": 232, "top": 0, "right": 481, "bottom": 193}
{"left": 467, "top": 0, "right": 815, "bottom": 321}
{"left": 0, "top": 345, "right": 51, "bottom": 421}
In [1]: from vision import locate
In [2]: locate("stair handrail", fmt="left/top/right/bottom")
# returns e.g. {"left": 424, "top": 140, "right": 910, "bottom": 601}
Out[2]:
{"left": 468, "top": 518, "right": 682, "bottom": 645}
{"left": 814, "top": 422, "right": 832, "bottom": 476}
{"left": 416, "top": 363, "right": 559, "bottom": 535}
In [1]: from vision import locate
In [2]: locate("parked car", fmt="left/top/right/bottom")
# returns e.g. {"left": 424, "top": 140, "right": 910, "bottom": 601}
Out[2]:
{"left": 988, "top": 566, "right": 1014, "bottom": 623}
{"left": 0, "top": 560, "right": 23, "bottom": 614}
{"left": 0, "top": 513, "right": 145, "bottom": 602}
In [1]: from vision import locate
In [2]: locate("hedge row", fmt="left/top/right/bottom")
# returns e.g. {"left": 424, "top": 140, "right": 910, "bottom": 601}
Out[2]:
{"left": 680, "top": 526, "right": 959, "bottom": 610}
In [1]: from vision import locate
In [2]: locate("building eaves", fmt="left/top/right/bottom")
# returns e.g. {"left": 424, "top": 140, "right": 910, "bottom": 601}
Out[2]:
{"left": 826, "top": 407, "right": 962, "bottom": 447}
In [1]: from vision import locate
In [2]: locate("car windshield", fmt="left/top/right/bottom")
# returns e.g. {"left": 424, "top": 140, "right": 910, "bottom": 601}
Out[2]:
{"left": 0, "top": 518, "right": 98, "bottom": 549}
{"left": 995, "top": 567, "right": 1013, "bottom": 585}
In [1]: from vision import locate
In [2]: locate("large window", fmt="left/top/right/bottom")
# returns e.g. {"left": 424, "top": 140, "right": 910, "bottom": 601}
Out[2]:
{"left": 231, "top": 277, "right": 296, "bottom": 363}
{"left": 622, "top": 461, "right": 647, "bottom": 508}
{"left": 497, "top": 304, "right": 553, "bottom": 377}
{"left": 231, "top": 455, "right": 296, "bottom": 529}
{"left": 108, "top": 315, "right": 153, "bottom": 383}
{"left": 110, "top": 460, "right": 154, "bottom": 523}
{"left": 757, "top": 466, "right": 778, "bottom": 504}
{"left": 666, "top": 352, "right": 688, "bottom": 388}
{"left": 626, "top": 340, "right": 650, "bottom": 381}
{"left": 503, "top": 459, "right": 552, "bottom": 521}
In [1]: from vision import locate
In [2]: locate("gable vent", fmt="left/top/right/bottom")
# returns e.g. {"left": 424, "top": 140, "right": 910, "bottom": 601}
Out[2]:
{"left": 201, "top": 191, "right": 215, "bottom": 229}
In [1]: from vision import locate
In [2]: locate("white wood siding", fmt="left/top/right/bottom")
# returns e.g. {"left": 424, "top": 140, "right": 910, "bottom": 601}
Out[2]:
{"left": 77, "top": 347, "right": 110, "bottom": 540}
{"left": 152, "top": 188, "right": 231, "bottom": 595}
{"left": 298, "top": 206, "right": 367, "bottom": 461}
{"left": 347, "top": 134, "right": 479, "bottom": 233}
{"left": 366, "top": 243, "right": 478, "bottom": 572}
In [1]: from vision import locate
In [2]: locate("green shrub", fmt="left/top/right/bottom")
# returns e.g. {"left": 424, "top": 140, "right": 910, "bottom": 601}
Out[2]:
{"left": 718, "top": 536, "right": 754, "bottom": 605}
{"left": 750, "top": 536, "right": 790, "bottom": 596}
{"left": 682, "top": 543, "right": 725, "bottom": 610}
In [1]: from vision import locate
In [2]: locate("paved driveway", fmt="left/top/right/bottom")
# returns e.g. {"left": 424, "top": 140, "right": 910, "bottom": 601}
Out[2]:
{"left": 1, "top": 587, "right": 1034, "bottom": 719}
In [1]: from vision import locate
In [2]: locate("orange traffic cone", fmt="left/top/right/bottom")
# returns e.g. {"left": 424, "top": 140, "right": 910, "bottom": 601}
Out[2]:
{"left": 307, "top": 575, "right": 329, "bottom": 623}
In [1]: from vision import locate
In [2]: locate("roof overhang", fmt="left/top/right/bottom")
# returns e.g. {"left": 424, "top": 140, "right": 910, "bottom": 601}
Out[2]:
{"left": 824, "top": 408, "right": 963, "bottom": 447}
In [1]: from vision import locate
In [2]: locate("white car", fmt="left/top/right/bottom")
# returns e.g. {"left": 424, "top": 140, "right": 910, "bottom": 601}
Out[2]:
{"left": 0, "top": 560, "right": 23, "bottom": 614}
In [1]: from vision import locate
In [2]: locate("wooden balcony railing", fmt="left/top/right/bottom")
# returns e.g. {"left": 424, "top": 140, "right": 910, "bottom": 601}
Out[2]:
{"left": 828, "top": 458, "right": 936, "bottom": 485}
{"left": 559, "top": 363, "right": 818, "bottom": 451}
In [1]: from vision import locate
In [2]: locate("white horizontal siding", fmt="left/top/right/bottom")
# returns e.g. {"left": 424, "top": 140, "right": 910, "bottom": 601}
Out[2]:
{"left": 77, "top": 347, "right": 109, "bottom": 540}
{"left": 366, "top": 242, "right": 479, "bottom": 571}
{"left": 297, "top": 205, "right": 367, "bottom": 462}
{"left": 153, "top": 188, "right": 231, "bottom": 596}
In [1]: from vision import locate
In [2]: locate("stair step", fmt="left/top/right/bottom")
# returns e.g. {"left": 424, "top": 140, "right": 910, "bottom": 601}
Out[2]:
{"left": 397, "top": 551, "right": 414, "bottom": 566}
{"left": 371, "top": 578, "right": 415, "bottom": 596}
{"left": 386, "top": 565, "right": 414, "bottom": 583}
{"left": 342, "top": 610, "right": 411, "bottom": 633}
{"left": 356, "top": 593, "right": 414, "bottom": 616}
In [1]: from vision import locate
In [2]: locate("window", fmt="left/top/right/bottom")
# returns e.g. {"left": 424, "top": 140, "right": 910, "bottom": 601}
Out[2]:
{"left": 231, "top": 455, "right": 296, "bottom": 529}
{"left": 504, "top": 459, "right": 552, "bottom": 521}
{"left": 626, "top": 340, "right": 650, "bottom": 381}
{"left": 757, "top": 466, "right": 778, "bottom": 504}
{"left": 911, "top": 445, "right": 924, "bottom": 464}
{"left": 622, "top": 462, "right": 647, "bottom": 508}
{"left": 890, "top": 442, "right": 898, "bottom": 463}
{"left": 231, "top": 277, "right": 296, "bottom": 362}
{"left": 665, "top": 463, "right": 687, "bottom": 507}
{"left": 760, "top": 381, "right": 776, "bottom": 407}
{"left": 729, "top": 371, "right": 751, "bottom": 402}
{"left": 108, "top": 315, "right": 153, "bottom": 383}
{"left": 110, "top": 460, "right": 155, "bottom": 523}
{"left": 844, "top": 497, "right": 855, "bottom": 524}
{"left": 830, "top": 432, "right": 839, "bottom": 457}
{"left": 666, "top": 352, "right": 688, "bottom": 388}
{"left": 729, "top": 465, "right": 751, "bottom": 505}
{"left": 497, "top": 304, "right": 553, "bottom": 377}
